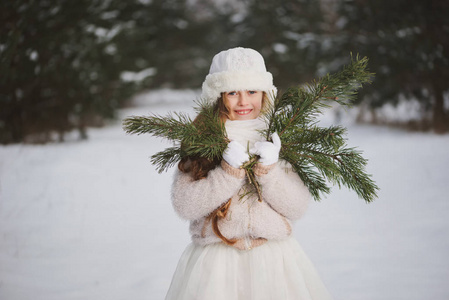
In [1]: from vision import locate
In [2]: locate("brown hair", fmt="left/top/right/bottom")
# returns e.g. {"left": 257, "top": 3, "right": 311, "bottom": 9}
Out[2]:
{"left": 178, "top": 91, "right": 269, "bottom": 245}
{"left": 177, "top": 96, "right": 227, "bottom": 180}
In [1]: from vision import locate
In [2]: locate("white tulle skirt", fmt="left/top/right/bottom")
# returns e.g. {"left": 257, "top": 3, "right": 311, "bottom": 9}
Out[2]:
{"left": 165, "top": 237, "right": 333, "bottom": 300}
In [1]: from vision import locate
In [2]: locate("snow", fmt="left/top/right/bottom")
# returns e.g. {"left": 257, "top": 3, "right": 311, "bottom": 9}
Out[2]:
{"left": 121, "top": 68, "right": 157, "bottom": 83}
{"left": 1, "top": 89, "right": 449, "bottom": 300}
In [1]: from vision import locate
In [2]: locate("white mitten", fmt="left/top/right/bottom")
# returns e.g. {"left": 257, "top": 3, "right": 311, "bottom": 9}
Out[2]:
{"left": 250, "top": 132, "right": 281, "bottom": 166}
{"left": 223, "top": 141, "right": 250, "bottom": 168}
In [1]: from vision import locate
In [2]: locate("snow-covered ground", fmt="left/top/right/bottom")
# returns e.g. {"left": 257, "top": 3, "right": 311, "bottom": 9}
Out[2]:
{"left": 1, "top": 89, "right": 449, "bottom": 300}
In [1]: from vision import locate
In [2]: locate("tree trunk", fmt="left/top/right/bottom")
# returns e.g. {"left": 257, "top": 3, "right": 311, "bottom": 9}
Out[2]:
{"left": 432, "top": 80, "right": 448, "bottom": 134}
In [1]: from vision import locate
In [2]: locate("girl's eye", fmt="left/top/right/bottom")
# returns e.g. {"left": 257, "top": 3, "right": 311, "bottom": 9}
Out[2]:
{"left": 227, "top": 91, "right": 237, "bottom": 96}
{"left": 248, "top": 91, "right": 257, "bottom": 95}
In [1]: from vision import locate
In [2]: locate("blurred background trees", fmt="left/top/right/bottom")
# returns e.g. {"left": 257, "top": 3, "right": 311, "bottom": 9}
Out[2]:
{"left": 331, "top": 0, "right": 449, "bottom": 133}
{"left": 1, "top": 0, "right": 448, "bottom": 144}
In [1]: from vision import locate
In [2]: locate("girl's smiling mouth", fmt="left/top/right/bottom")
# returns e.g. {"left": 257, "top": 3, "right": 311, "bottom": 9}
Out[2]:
{"left": 235, "top": 109, "right": 253, "bottom": 115}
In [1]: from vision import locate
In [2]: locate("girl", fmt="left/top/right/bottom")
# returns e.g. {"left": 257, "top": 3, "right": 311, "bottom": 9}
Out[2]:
{"left": 165, "top": 47, "right": 333, "bottom": 300}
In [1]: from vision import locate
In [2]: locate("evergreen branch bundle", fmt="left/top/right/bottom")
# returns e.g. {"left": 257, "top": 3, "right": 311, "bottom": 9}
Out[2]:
{"left": 123, "top": 55, "right": 378, "bottom": 203}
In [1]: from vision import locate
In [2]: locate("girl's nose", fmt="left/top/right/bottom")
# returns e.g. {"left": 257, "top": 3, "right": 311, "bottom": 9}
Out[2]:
{"left": 238, "top": 92, "right": 249, "bottom": 105}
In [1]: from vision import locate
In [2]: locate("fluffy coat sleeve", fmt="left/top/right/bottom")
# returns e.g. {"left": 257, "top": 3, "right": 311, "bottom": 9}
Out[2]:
{"left": 171, "top": 161, "right": 246, "bottom": 220}
{"left": 254, "top": 161, "right": 311, "bottom": 220}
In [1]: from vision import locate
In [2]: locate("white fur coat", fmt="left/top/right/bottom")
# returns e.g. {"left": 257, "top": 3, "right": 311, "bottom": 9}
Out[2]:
{"left": 171, "top": 118, "right": 311, "bottom": 248}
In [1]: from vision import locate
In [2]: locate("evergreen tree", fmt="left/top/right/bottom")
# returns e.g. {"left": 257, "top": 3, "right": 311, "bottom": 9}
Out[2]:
{"left": 0, "top": 0, "right": 141, "bottom": 143}
{"left": 331, "top": 0, "right": 449, "bottom": 132}
{"left": 236, "top": 0, "right": 327, "bottom": 89}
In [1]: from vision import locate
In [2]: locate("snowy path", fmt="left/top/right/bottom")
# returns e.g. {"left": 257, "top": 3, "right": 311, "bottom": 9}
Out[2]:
{"left": 1, "top": 91, "right": 449, "bottom": 300}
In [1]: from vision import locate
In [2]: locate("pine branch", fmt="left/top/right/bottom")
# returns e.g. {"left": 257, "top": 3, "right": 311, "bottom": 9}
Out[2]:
{"left": 123, "top": 100, "right": 228, "bottom": 171}
{"left": 263, "top": 55, "right": 378, "bottom": 202}
{"left": 122, "top": 112, "right": 193, "bottom": 141}
{"left": 151, "top": 147, "right": 183, "bottom": 173}
{"left": 241, "top": 156, "right": 263, "bottom": 202}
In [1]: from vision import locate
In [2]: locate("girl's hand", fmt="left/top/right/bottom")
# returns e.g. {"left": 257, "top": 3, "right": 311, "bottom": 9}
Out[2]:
{"left": 223, "top": 141, "right": 250, "bottom": 168}
{"left": 250, "top": 132, "right": 281, "bottom": 166}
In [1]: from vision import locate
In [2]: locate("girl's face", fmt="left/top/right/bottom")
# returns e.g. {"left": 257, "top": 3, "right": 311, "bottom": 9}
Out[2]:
{"left": 224, "top": 90, "right": 263, "bottom": 121}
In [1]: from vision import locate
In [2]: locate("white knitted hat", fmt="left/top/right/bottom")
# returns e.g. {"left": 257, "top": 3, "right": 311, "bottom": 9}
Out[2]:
{"left": 201, "top": 47, "right": 277, "bottom": 102}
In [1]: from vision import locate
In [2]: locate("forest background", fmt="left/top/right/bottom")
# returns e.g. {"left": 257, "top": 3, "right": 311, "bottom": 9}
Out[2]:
{"left": 1, "top": 0, "right": 449, "bottom": 144}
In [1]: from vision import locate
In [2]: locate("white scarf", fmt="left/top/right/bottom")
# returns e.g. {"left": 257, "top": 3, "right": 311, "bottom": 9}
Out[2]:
{"left": 224, "top": 118, "right": 267, "bottom": 152}
{"left": 225, "top": 117, "right": 291, "bottom": 171}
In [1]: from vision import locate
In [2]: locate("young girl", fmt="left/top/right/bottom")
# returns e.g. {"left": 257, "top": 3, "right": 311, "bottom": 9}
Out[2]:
{"left": 165, "top": 47, "right": 333, "bottom": 300}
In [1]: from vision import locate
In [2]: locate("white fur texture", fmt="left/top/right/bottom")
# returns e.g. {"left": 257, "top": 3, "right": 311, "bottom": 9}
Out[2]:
{"left": 201, "top": 70, "right": 277, "bottom": 102}
{"left": 171, "top": 160, "right": 311, "bottom": 246}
